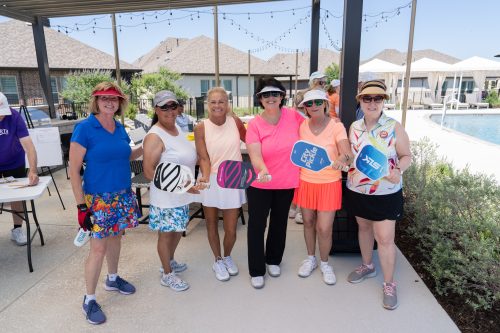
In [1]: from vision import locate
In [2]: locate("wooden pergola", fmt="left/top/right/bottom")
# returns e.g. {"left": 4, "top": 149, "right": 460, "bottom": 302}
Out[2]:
{"left": 0, "top": 0, "right": 364, "bottom": 128}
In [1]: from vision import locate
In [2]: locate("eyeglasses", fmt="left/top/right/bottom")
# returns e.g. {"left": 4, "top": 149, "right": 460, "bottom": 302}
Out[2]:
{"left": 98, "top": 96, "right": 119, "bottom": 103}
{"left": 361, "top": 95, "right": 385, "bottom": 104}
{"left": 158, "top": 103, "right": 179, "bottom": 111}
{"left": 304, "top": 99, "right": 325, "bottom": 107}
{"left": 260, "top": 91, "right": 283, "bottom": 98}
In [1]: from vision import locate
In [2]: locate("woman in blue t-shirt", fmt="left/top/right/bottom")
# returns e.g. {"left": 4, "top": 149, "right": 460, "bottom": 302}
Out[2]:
{"left": 69, "top": 82, "right": 143, "bottom": 325}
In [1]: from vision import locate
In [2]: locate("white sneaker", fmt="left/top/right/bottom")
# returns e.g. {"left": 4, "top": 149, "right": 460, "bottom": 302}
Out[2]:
{"left": 295, "top": 212, "right": 303, "bottom": 224}
{"left": 212, "top": 259, "right": 230, "bottom": 281}
{"left": 223, "top": 256, "right": 239, "bottom": 276}
{"left": 251, "top": 276, "right": 265, "bottom": 289}
{"left": 159, "top": 259, "right": 188, "bottom": 275}
{"left": 267, "top": 264, "right": 281, "bottom": 277}
{"left": 321, "top": 264, "right": 337, "bottom": 285}
{"left": 11, "top": 228, "right": 27, "bottom": 246}
{"left": 160, "top": 272, "right": 189, "bottom": 291}
{"left": 288, "top": 207, "right": 297, "bottom": 219}
{"left": 298, "top": 257, "right": 317, "bottom": 277}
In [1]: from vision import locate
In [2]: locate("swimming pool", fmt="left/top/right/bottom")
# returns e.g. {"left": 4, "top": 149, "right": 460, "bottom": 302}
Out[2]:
{"left": 429, "top": 114, "right": 500, "bottom": 145}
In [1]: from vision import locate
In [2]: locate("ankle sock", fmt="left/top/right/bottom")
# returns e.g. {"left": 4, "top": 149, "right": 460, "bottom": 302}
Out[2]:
{"left": 308, "top": 255, "right": 316, "bottom": 262}
{"left": 13, "top": 225, "right": 21, "bottom": 229}
{"left": 84, "top": 294, "right": 96, "bottom": 304}
{"left": 108, "top": 273, "right": 117, "bottom": 282}
{"left": 365, "top": 263, "right": 374, "bottom": 269}
{"left": 320, "top": 261, "right": 329, "bottom": 268}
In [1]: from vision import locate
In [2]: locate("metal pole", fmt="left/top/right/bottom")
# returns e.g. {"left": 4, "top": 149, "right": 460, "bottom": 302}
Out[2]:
{"left": 401, "top": 0, "right": 417, "bottom": 128}
{"left": 248, "top": 50, "right": 251, "bottom": 114}
{"left": 213, "top": 6, "right": 220, "bottom": 87}
{"left": 111, "top": 14, "right": 124, "bottom": 124}
{"left": 294, "top": 49, "right": 299, "bottom": 95}
{"left": 310, "top": 0, "right": 321, "bottom": 74}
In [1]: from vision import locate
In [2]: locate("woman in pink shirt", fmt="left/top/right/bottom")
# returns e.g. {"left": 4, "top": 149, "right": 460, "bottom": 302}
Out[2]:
{"left": 246, "top": 77, "right": 305, "bottom": 289}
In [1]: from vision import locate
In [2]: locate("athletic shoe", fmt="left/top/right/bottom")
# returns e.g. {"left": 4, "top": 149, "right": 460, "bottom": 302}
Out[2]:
{"left": 104, "top": 276, "right": 136, "bottom": 295}
{"left": 82, "top": 296, "right": 106, "bottom": 325}
{"left": 223, "top": 256, "right": 239, "bottom": 276}
{"left": 383, "top": 282, "right": 398, "bottom": 310}
{"left": 213, "top": 259, "right": 230, "bottom": 281}
{"left": 298, "top": 257, "right": 317, "bottom": 277}
{"left": 288, "top": 207, "right": 297, "bottom": 219}
{"left": 159, "top": 260, "right": 188, "bottom": 275}
{"left": 251, "top": 276, "right": 265, "bottom": 289}
{"left": 321, "top": 264, "right": 337, "bottom": 285}
{"left": 347, "top": 264, "right": 377, "bottom": 284}
{"left": 267, "top": 264, "right": 281, "bottom": 277}
{"left": 11, "top": 228, "right": 27, "bottom": 246}
{"left": 295, "top": 212, "right": 303, "bottom": 224}
{"left": 161, "top": 272, "right": 189, "bottom": 291}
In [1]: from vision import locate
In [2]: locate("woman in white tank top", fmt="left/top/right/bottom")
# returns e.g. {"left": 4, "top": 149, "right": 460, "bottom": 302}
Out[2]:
{"left": 143, "top": 90, "right": 203, "bottom": 292}
{"left": 194, "top": 87, "right": 247, "bottom": 282}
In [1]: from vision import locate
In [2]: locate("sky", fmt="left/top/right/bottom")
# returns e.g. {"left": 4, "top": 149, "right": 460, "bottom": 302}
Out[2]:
{"left": 1, "top": 0, "right": 500, "bottom": 64}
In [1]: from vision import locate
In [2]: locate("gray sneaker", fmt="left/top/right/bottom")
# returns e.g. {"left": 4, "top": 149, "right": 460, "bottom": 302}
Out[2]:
{"left": 82, "top": 297, "right": 106, "bottom": 325}
{"left": 11, "top": 227, "right": 27, "bottom": 246}
{"left": 347, "top": 264, "right": 377, "bottom": 283}
{"left": 383, "top": 282, "right": 398, "bottom": 310}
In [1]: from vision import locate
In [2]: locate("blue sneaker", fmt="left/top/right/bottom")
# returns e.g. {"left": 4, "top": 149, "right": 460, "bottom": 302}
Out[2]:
{"left": 104, "top": 276, "right": 136, "bottom": 295}
{"left": 82, "top": 297, "right": 106, "bottom": 325}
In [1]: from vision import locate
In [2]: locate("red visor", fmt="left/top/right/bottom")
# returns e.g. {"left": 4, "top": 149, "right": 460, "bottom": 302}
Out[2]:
{"left": 92, "top": 87, "right": 124, "bottom": 98}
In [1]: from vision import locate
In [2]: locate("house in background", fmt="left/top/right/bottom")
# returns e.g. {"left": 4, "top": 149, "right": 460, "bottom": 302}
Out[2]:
{"left": 267, "top": 48, "right": 340, "bottom": 91}
{"left": 0, "top": 20, "right": 140, "bottom": 106}
{"left": 134, "top": 35, "right": 294, "bottom": 108}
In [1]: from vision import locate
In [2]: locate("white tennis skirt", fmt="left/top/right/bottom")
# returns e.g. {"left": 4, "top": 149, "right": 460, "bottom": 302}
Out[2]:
{"left": 199, "top": 173, "right": 247, "bottom": 209}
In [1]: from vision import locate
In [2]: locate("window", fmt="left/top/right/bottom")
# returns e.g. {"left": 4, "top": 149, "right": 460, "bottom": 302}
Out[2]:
{"left": 0, "top": 76, "right": 19, "bottom": 104}
{"left": 200, "top": 79, "right": 233, "bottom": 97}
{"left": 50, "top": 76, "right": 68, "bottom": 102}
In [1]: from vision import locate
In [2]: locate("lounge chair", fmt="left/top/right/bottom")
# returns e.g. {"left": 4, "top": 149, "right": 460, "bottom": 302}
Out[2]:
{"left": 422, "top": 97, "right": 444, "bottom": 110}
{"left": 445, "top": 99, "right": 469, "bottom": 110}
{"left": 384, "top": 103, "right": 396, "bottom": 110}
{"left": 465, "top": 93, "right": 489, "bottom": 109}
{"left": 408, "top": 100, "right": 424, "bottom": 110}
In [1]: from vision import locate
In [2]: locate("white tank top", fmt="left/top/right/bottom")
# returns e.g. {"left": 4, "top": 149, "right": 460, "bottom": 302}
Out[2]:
{"left": 147, "top": 124, "right": 198, "bottom": 208}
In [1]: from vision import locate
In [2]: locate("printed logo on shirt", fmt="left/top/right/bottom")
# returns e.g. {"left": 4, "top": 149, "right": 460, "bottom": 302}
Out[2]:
{"left": 379, "top": 130, "right": 388, "bottom": 139}
{"left": 0, "top": 129, "right": 8, "bottom": 135}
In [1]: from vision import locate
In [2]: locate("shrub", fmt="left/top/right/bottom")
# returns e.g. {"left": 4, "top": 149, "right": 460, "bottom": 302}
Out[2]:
{"left": 61, "top": 70, "right": 130, "bottom": 103}
{"left": 403, "top": 138, "right": 500, "bottom": 310}
{"left": 125, "top": 103, "right": 138, "bottom": 120}
{"left": 485, "top": 90, "right": 500, "bottom": 108}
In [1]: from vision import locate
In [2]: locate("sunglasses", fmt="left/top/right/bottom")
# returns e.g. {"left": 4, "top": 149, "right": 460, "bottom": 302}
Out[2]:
{"left": 158, "top": 103, "right": 179, "bottom": 111}
{"left": 318, "top": 81, "right": 327, "bottom": 86}
{"left": 304, "top": 99, "right": 325, "bottom": 107}
{"left": 361, "top": 95, "right": 385, "bottom": 104}
{"left": 98, "top": 96, "right": 119, "bottom": 103}
{"left": 260, "top": 91, "right": 283, "bottom": 98}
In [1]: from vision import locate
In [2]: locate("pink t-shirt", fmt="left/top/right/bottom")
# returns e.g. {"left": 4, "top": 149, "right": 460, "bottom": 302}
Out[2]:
{"left": 246, "top": 107, "right": 305, "bottom": 189}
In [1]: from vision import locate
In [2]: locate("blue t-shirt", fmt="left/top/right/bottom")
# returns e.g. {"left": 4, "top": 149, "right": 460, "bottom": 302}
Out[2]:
{"left": 71, "top": 114, "right": 132, "bottom": 194}
{"left": 0, "top": 108, "right": 29, "bottom": 171}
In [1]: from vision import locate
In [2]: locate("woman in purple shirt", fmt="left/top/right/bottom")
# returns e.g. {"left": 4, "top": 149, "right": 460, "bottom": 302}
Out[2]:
{"left": 0, "top": 92, "right": 39, "bottom": 246}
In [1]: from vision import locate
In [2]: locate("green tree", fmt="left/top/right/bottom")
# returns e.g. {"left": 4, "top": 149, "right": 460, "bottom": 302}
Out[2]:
{"left": 130, "top": 67, "right": 189, "bottom": 104}
{"left": 60, "top": 69, "right": 129, "bottom": 103}
{"left": 324, "top": 63, "right": 340, "bottom": 83}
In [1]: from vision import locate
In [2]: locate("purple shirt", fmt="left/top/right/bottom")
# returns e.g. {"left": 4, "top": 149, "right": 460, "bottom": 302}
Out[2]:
{"left": 0, "top": 108, "right": 29, "bottom": 171}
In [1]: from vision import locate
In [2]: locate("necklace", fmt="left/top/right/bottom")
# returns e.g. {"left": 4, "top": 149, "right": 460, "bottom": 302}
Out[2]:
{"left": 309, "top": 117, "right": 328, "bottom": 134}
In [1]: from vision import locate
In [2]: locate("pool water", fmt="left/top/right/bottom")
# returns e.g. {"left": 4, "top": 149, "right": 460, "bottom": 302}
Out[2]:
{"left": 429, "top": 114, "right": 500, "bottom": 145}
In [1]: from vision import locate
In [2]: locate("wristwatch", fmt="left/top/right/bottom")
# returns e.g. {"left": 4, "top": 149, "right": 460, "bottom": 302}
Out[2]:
{"left": 77, "top": 203, "right": 88, "bottom": 211}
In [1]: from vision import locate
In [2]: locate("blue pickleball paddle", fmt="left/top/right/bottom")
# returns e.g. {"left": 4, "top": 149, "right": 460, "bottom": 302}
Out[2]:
{"left": 354, "top": 144, "right": 389, "bottom": 180}
{"left": 291, "top": 140, "right": 349, "bottom": 172}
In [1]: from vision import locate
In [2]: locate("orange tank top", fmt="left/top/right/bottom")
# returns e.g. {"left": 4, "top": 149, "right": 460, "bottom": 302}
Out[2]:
{"left": 299, "top": 118, "right": 348, "bottom": 183}
{"left": 204, "top": 116, "right": 242, "bottom": 174}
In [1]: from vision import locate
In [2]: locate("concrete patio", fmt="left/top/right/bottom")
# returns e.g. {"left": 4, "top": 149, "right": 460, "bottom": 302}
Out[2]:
{"left": 0, "top": 168, "right": 459, "bottom": 332}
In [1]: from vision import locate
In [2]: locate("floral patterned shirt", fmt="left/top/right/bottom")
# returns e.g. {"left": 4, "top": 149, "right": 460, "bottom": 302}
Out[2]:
{"left": 347, "top": 112, "right": 401, "bottom": 195}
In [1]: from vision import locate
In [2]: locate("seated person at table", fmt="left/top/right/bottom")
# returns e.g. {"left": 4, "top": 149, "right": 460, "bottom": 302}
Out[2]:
{"left": 175, "top": 99, "right": 195, "bottom": 132}
{"left": 0, "top": 92, "right": 39, "bottom": 246}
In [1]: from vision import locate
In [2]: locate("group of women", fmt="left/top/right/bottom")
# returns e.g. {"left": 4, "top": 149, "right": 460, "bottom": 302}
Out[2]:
{"left": 69, "top": 76, "right": 411, "bottom": 325}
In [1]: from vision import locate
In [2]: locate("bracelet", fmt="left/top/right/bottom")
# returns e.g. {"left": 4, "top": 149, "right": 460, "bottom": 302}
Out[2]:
{"left": 395, "top": 166, "right": 404, "bottom": 175}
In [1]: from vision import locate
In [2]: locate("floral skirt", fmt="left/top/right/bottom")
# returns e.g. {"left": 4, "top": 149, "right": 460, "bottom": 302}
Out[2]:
{"left": 149, "top": 204, "right": 189, "bottom": 233}
{"left": 85, "top": 189, "right": 140, "bottom": 239}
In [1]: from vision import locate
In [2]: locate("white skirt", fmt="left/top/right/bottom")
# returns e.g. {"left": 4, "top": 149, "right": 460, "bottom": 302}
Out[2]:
{"left": 199, "top": 173, "right": 247, "bottom": 209}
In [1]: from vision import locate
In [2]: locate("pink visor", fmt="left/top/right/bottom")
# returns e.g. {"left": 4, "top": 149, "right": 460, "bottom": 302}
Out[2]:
{"left": 92, "top": 87, "right": 124, "bottom": 98}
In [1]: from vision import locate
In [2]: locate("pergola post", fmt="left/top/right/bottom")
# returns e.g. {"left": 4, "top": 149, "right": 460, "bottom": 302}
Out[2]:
{"left": 309, "top": 0, "right": 321, "bottom": 75}
{"left": 32, "top": 16, "right": 56, "bottom": 118}
{"left": 339, "top": 0, "right": 363, "bottom": 129}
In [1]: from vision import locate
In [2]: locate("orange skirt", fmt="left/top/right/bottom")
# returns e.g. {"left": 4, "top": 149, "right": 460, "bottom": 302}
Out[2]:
{"left": 293, "top": 179, "right": 342, "bottom": 212}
